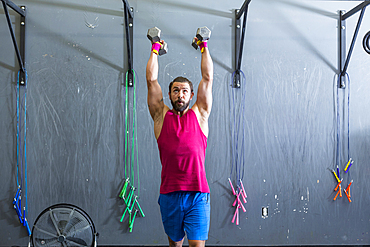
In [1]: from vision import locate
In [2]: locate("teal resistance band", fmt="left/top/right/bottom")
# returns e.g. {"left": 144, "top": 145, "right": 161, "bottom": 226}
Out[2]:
{"left": 119, "top": 70, "right": 144, "bottom": 232}
{"left": 130, "top": 70, "right": 136, "bottom": 188}
{"left": 130, "top": 70, "right": 141, "bottom": 195}
{"left": 124, "top": 71, "right": 129, "bottom": 178}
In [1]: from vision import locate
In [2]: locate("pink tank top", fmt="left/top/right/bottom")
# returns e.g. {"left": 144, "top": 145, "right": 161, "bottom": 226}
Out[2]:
{"left": 157, "top": 109, "right": 210, "bottom": 194}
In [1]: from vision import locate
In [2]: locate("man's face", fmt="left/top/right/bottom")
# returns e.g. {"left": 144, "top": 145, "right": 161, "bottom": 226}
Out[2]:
{"left": 169, "top": 82, "right": 194, "bottom": 112}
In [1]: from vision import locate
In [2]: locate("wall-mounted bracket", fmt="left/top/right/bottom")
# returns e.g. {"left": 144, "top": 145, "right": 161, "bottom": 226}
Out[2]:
{"left": 338, "top": 1, "right": 370, "bottom": 89}
{"left": 1, "top": 0, "right": 26, "bottom": 85}
{"left": 122, "top": 0, "right": 134, "bottom": 87}
{"left": 234, "top": 0, "right": 251, "bottom": 88}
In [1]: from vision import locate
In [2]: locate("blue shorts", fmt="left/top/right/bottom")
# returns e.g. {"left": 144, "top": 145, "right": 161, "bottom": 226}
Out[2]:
{"left": 158, "top": 191, "right": 210, "bottom": 241}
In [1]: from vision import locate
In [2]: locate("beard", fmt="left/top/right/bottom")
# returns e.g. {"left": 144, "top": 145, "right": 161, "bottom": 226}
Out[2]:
{"left": 171, "top": 98, "right": 190, "bottom": 112}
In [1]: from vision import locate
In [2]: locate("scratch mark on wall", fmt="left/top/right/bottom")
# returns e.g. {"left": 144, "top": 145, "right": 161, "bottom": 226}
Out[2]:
{"left": 307, "top": 187, "right": 309, "bottom": 202}
{"left": 84, "top": 0, "right": 99, "bottom": 29}
{"left": 44, "top": 94, "right": 62, "bottom": 136}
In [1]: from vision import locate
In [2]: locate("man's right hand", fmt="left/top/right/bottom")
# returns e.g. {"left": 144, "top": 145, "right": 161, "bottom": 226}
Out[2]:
{"left": 147, "top": 27, "right": 168, "bottom": 56}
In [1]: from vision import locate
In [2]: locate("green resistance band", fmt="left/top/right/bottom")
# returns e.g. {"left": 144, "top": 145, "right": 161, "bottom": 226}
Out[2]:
{"left": 119, "top": 70, "right": 144, "bottom": 231}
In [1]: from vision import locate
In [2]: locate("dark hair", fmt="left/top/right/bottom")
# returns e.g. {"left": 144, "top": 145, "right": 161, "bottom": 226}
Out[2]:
{"left": 169, "top": 76, "right": 193, "bottom": 93}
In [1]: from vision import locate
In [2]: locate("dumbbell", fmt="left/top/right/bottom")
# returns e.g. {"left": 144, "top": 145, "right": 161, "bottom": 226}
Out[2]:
{"left": 192, "top": 26, "right": 211, "bottom": 50}
{"left": 147, "top": 27, "right": 168, "bottom": 55}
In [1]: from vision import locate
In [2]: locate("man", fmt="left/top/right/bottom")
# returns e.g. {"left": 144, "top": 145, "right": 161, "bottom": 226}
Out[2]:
{"left": 146, "top": 33, "right": 213, "bottom": 247}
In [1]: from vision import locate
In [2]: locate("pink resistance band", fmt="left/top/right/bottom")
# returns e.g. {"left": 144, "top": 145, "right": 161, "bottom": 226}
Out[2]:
{"left": 151, "top": 42, "right": 162, "bottom": 55}
{"left": 229, "top": 178, "right": 247, "bottom": 225}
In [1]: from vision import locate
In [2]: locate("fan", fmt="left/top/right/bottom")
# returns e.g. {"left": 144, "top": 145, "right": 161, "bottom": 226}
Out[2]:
{"left": 31, "top": 203, "right": 97, "bottom": 247}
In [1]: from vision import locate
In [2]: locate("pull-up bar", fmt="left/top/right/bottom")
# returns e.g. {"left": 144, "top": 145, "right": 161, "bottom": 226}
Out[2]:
{"left": 234, "top": 0, "right": 251, "bottom": 88}
{"left": 338, "top": 1, "right": 370, "bottom": 88}
{"left": 1, "top": 0, "right": 26, "bottom": 85}
{"left": 122, "top": 0, "right": 134, "bottom": 87}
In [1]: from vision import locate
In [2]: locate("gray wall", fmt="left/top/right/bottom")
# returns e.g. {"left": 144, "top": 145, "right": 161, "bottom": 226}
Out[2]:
{"left": 1, "top": 0, "right": 370, "bottom": 246}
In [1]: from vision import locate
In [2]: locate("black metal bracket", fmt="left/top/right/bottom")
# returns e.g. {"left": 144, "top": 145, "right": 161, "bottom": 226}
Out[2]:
{"left": 1, "top": 0, "right": 26, "bottom": 85}
{"left": 338, "top": 1, "right": 370, "bottom": 88}
{"left": 234, "top": 0, "right": 251, "bottom": 88}
{"left": 122, "top": 0, "right": 134, "bottom": 87}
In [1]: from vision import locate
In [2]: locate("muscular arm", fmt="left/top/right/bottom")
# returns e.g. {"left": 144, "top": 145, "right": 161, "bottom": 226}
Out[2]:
{"left": 195, "top": 46, "right": 214, "bottom": 118}
{"left": 146, "top": 49, "right": 168, "bottom": 139}
{"left": 146, "top": 51, "right": 164, "bottom": 120}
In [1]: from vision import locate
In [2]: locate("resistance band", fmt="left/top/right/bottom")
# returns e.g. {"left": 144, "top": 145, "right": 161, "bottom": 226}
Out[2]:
{"left": 13, "top": 70, "right": 31, "bottom": 236}
{"left": 228, "top": 70, "right": 248, "bottom": 225}
{"left": 119, "top": 70, "right": 144, "bottom": 232}
{"left": 332, "top": 73, "right": 353, "bottom": 203}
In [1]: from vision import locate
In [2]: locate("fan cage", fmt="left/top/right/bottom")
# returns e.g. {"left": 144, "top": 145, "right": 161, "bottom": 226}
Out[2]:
{"left": 31, "top": 203, "right": 97, "bottom": 247}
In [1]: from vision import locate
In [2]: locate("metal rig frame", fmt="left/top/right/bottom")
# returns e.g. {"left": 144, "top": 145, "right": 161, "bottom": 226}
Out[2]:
{"left": 122, "top": 0, "right": 134, "bottom": 87}
{"left": 1, "top": 0, "right": 26, "bottom": 85}
{"left": 338, "top": 1, "right": 370, "bottom": 88}
{"left": 234, "top": 0, "right": 251, "bottom": 88}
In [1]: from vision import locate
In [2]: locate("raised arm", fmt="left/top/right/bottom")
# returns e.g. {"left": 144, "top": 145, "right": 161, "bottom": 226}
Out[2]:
{"left": 146, "top": 50, "right": 164, "bottom": 120}
{"left": 146, "top": 40, "right": 169, "bottom": 139}
{"left": 195, "top": 41, "right": 214, "bottom": 117}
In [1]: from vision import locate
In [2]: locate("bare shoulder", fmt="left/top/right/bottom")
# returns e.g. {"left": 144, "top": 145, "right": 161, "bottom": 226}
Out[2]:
{"left": 153, "top": 104, "right": 170, "bottom": 139}
{"left": 192, "top": 103, "right": 209, "bottom": 137}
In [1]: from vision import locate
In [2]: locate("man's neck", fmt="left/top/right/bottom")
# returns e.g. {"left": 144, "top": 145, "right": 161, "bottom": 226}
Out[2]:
{"left": 172, "top": 107, "right": 190, "bottom": 117}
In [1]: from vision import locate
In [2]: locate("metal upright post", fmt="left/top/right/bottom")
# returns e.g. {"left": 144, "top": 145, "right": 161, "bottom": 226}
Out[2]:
{"left": 19, "top": 5, "right": 26, "bottom": 85}
{"left": 338, "top": 10, "right": 346, "bottom": 88}
{"left": 234, "top": 9, "right": 241, "bottom": 88}
{"left": 233, "top": 0, "right": 251, "bottom": 88}
{"left": 122, "top": 0, "right": 134, "bottom": 87}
